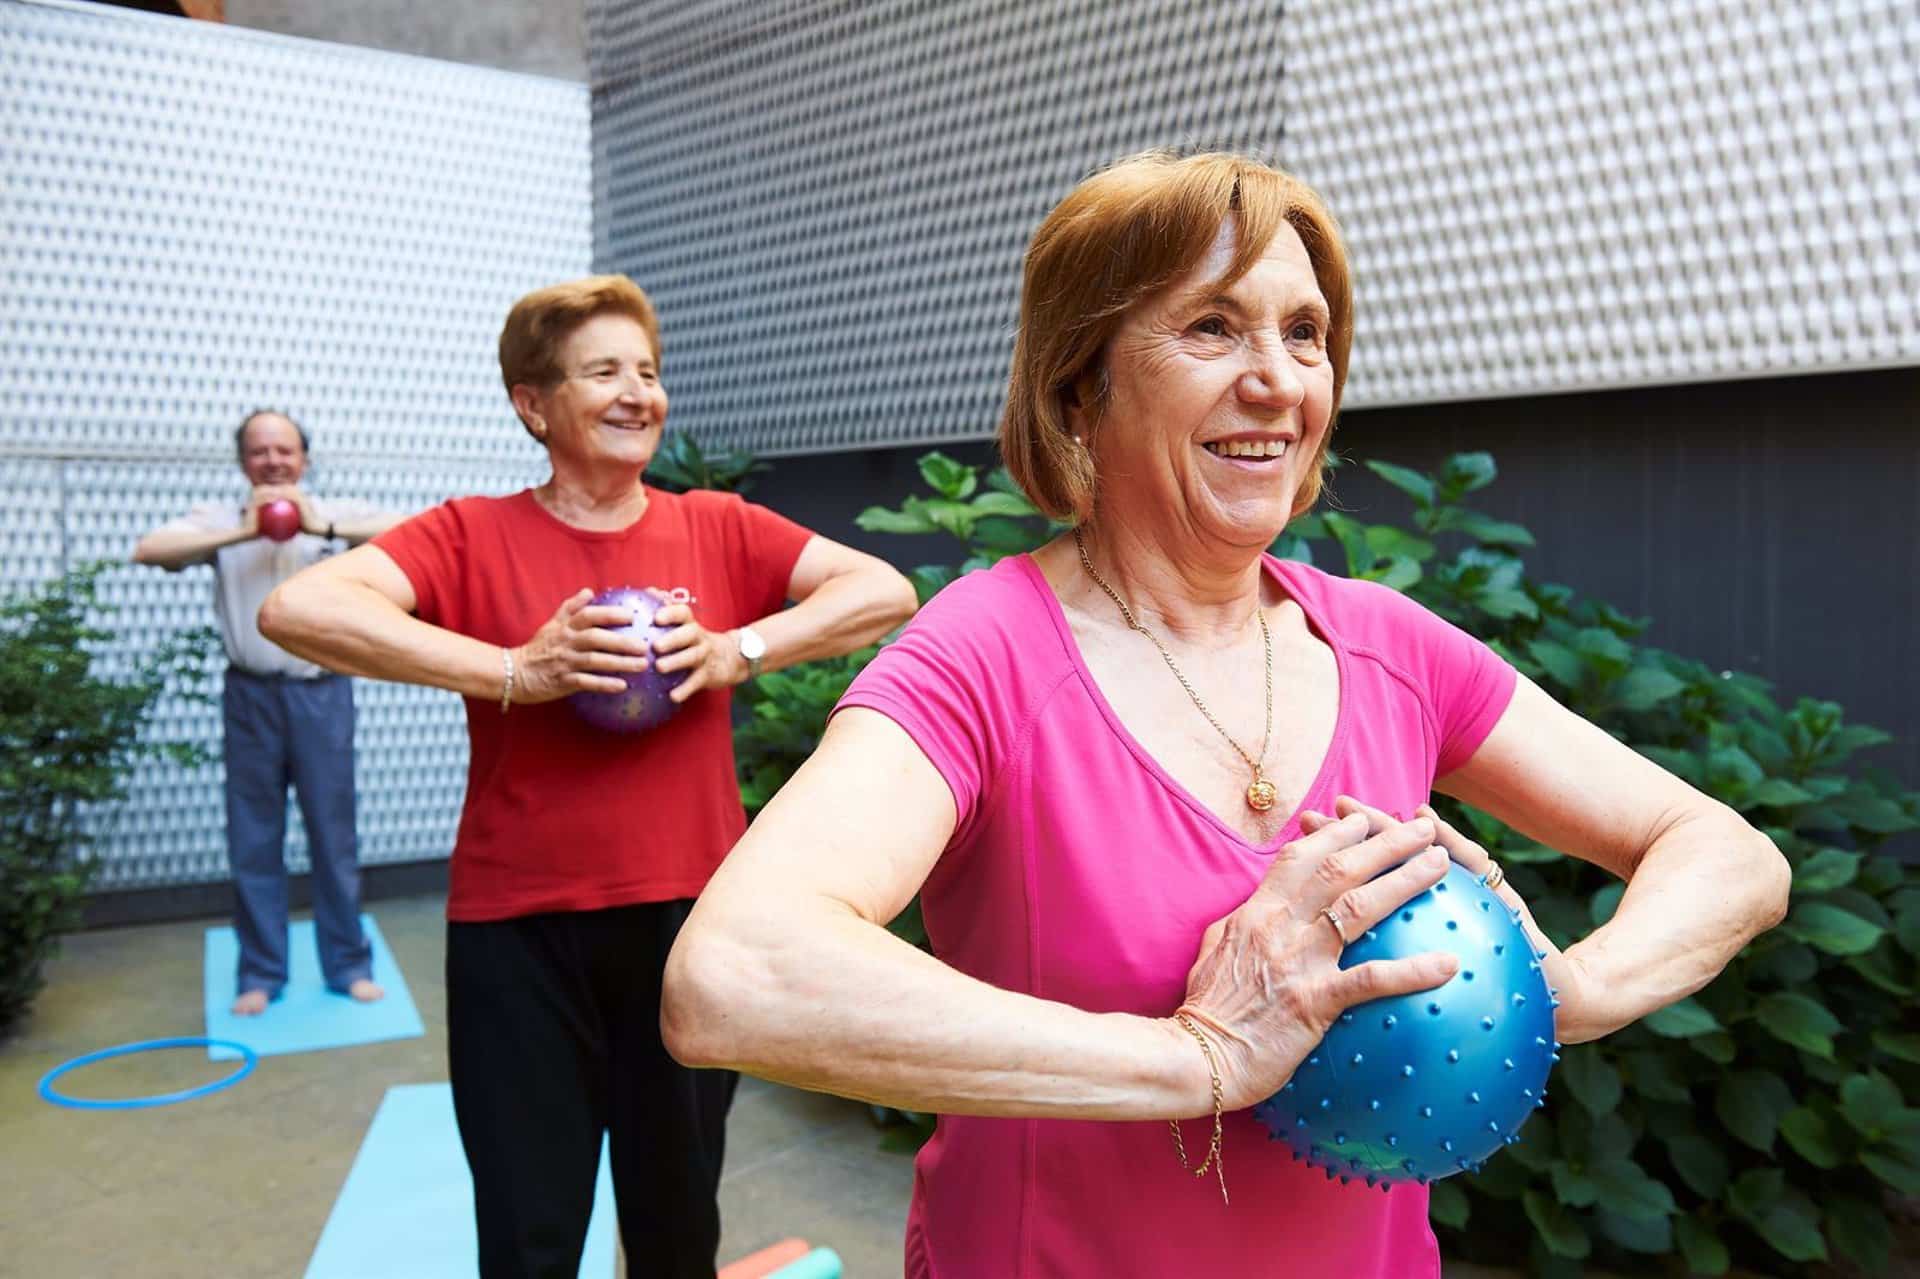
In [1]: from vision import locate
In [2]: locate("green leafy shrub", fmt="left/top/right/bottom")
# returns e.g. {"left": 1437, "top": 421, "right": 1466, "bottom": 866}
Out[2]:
{"left": 731, "top": 449, "right": 1055, "bottom": 821}
{"left": 0, "top": 566, "right": 216, "bottom": 1039}
{"left": 734, "top": 651, "right": 875, "bottom": 817}
{"left": 1324, "top": 454, "right": 1920, "bottom": 1278}
{"left": 850, "top": 449, "right": 1918, "bottom": 1275}
{"left": 854, "top": 450, "right": 1062, "bottom": 604}
{"left": 647, "top": 428, "right": 770, "bottom": 495}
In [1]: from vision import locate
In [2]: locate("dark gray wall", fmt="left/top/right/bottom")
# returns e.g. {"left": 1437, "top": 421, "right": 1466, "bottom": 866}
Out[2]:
{"left": 745, "top": 366, "right": 1920, "bottom": 787}
{"left": 1333, "top": 368, "right": 1919, "bottom": 711}
{"left": 588, "top": 0, "right": 1291, "bottom": 461}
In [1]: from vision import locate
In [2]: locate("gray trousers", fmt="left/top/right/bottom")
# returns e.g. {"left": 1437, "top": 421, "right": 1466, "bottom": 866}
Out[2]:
{"left": 222, "top": 667, "right": 371, "bottom": 997}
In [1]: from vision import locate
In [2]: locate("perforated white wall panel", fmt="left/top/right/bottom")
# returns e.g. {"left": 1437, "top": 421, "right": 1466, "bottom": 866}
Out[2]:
{"left": 2, "top": 0, "right": 591, "bottom": 890}
{"left": 1284, "top": 0, "right": 1919, "bottom": 406}
{"left": 588, "top": 0, "right": 1290, "bottom": 457}
{"left": 590, "top": 0, "right": 1916, "bottom": 453}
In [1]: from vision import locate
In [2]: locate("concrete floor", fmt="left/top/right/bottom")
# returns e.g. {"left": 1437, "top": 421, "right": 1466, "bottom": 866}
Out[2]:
{"left": 0, "top": 894, "right": 1654, "bottom": 1278}
{"left": 0, "top": 895, "right": 913, "bottom": 1278}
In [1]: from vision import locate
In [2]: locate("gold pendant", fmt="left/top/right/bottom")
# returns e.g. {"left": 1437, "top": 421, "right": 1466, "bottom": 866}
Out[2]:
{"left": 1246, "top": 777, "right": 1277, "bottom": 812}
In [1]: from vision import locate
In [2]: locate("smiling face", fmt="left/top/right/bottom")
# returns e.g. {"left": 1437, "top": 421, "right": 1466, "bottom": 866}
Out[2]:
{"left": 1075, "top": 218, "right": 1335, "bottom": 554}
{"left": 238, "top": 413, "right": 308, "bottom": 486}
{"left": 515, "top": 312, "right": 669, "bottom": 477}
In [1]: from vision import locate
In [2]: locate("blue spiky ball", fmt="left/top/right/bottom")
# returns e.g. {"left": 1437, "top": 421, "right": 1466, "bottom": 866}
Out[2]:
{"left": 1252, "top": 862, "right": 1559, "bottom": 1187}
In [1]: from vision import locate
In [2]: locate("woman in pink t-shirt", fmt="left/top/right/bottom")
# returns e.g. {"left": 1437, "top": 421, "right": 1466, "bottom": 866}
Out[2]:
{"left": 665, "top": 152, "right": 1790, "bottom": 1277}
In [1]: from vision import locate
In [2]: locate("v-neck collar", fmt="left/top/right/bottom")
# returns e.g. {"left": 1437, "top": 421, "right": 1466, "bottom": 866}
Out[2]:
{"left": 1014, "top": 552, "right": 1351, "bottom": 858}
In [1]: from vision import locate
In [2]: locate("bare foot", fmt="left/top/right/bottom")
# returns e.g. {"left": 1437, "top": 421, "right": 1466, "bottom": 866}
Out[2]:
{"left": 347, "top": 978, "right": 385, "bottom": 1004}
{"left": 231, "top": 989, "right": 270, "bottom": 1016}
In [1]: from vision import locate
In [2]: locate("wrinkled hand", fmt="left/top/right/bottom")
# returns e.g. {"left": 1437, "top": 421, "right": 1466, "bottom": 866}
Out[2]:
{"left": 1176, "top": 808, "right": 1459, "bottom": 1112}
{"left": 509, "top": 589, "right": 653, "bottom": 703}
{"left": 1307, "top": 796, "right": 1601, "bottom": 1045}
{"left": 649, "top": 602, "right": 746, "bottom": 702}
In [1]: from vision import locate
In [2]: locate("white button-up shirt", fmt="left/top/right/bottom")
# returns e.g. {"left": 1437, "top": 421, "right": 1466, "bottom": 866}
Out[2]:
{"left": 160, "top": 496, "right": 381, "bottom": 677}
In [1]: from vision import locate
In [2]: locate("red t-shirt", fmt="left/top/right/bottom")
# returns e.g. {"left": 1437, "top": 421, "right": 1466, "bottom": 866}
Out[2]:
{"left": 374, "top": 487, "right": 814, "bottom": 922}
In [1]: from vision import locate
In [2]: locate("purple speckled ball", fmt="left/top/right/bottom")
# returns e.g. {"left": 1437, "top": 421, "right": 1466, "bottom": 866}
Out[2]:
{"left": 566, "top": 586, "right": 688, "bottom": 734}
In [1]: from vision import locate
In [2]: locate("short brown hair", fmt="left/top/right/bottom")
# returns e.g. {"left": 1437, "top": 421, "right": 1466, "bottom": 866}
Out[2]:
{"left": 1000, "top": 151, "right": 1353, "bottom": 523}
{"left": 498, "top": 273, "right": 662, "bottom": 401}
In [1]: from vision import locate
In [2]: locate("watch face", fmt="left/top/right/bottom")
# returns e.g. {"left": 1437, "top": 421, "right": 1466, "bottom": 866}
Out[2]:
{"left": 738, "top": 628, "right": 767, "bottom": 660}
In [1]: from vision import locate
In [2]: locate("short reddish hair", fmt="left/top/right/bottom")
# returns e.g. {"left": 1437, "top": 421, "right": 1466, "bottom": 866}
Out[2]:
{"left": 498, "top": 274, "right": 661, "bottom": 397}
{"left": 1000, "top": 151, "right": 1353, "bottom": 523}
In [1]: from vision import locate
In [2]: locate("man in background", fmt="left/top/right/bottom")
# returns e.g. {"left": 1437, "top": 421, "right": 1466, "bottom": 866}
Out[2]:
{"left": 134, "top": 410, "right": 406, "bottom": 1015}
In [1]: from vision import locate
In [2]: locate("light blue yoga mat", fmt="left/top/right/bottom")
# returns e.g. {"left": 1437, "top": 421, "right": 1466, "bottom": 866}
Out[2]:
{"left": 305, "top": 1083, "right": 617, "bottom": 1279}
{"left": 203, "top": 913, "right": 424, "bottom": 1060}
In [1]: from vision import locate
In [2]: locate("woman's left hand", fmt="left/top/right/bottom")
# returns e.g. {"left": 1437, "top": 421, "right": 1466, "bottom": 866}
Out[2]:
{"left": 1303, "top": 795, "right": 1606, "bottom": 1045}
{"left": 650, "top": 602, "right": 746, "bottom": 701}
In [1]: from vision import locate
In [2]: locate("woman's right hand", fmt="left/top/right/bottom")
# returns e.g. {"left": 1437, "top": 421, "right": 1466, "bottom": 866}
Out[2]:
{"left": 509, "top": 588, "right": 655, "bottom": 703}
{"left": 1177, "top": 810, "right": 1459, "bottom": 1112}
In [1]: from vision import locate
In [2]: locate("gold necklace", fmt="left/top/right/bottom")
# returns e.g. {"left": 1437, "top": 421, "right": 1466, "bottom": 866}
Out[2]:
{"left": 1073, "top": 527, "right": 1277, "bottom": 812}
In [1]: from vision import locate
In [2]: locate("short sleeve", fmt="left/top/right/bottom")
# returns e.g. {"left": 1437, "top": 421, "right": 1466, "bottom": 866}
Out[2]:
{"left": 370, "top": 500, "right": 467, "bottom": 626}
{"left": 1415, "top": 606, "right": 1517, "bottom": 777}
{"left": 174, "top": 501, "right": 232, "bottom": 531}
{"left": 725, "top": 495, "right": 814, "bottom": 620}
{"left": 144, "top": 503, "right": 232, "bottom": 566}
{"left": 834, "top": 568, "right": 1037, "bottom": 841}
{"left": 151, "top": 502, "right": 232, "bottom": 536}
{"left": 317, "top": 496, "right": 385, "bottom": 525}
{"left": 1313, "top": 568, "right": 1519, "bottom": 779}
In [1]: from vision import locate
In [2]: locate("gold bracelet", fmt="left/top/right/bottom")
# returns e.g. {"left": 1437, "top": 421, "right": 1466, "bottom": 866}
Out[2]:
{"left": 1169, "top": 1011, "right": 1228, "bottom": 1205}
{"left": 499, "top": 647, "right": 515, "bottom": 715}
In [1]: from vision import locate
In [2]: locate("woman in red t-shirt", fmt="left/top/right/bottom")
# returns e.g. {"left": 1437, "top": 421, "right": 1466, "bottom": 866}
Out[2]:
{"left": 261, "top": 275, "right": 916, "bottom": 1278}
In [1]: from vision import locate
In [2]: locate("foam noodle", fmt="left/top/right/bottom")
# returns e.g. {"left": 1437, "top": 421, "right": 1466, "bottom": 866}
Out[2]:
{"left": 766, "top": 1248, "right": 843, "bottom": 1279}
{"left": 716, "top": 1238, "right": 811, "bottom": 1279}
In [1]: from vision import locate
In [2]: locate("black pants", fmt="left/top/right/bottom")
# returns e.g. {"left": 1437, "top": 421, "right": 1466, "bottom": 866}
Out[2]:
{"left": 447, "top": 901, "right": 738, "bottom": 1279}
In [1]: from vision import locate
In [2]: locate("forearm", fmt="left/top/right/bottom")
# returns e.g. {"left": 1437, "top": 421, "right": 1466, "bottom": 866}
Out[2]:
{"left": 1561, "top": 811, "right": 1788, "bottom": 1040}
{"left": 132, "top": 525, "right": 249, "bottom": 570}
{"left": 259, "top": 573, "right": 505, "bottom": 699}
{"left": 665, "top": 897, "right": 1206, "bottom": 1120}
{"left": 751, "top": 568, "right": 914, "bottom": 674}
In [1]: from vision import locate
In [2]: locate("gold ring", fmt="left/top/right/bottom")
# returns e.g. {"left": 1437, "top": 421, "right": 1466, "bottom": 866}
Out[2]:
{"left": 1319, "top": 906, "right": 1347, "bottom": 945}
{"left": 1483, "top": 860, "right": 1506, "bottom": 891}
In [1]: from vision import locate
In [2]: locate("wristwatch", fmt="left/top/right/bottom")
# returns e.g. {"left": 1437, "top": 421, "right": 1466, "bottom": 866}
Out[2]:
{"left": 735, "top": 626, "right": 767, "bottom": 679}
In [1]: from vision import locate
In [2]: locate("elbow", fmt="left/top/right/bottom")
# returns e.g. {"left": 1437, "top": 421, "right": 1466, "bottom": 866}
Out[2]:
{"left": 880, "top": 566, "right": 919, "bottom": 629}
{"left": 1704, "top": 808, "right": 1789, "bottom": 935}
{"left": 1751, "top": 827, "right": 1792, "bottom": 931}
{"left": 660, "top": 923, "right": 747, "bottom": 1070}
{"left": 256, "top": 581, "right": 308, "bottom": 650}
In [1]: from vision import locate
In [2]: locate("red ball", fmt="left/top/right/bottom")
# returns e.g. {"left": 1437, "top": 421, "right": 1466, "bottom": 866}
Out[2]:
{"left": 258, "top": 499, "right": 301, "bottom": 542}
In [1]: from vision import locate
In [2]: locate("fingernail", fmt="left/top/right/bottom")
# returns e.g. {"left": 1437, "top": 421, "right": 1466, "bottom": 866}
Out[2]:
{"left": 1411, "top": 818, "right": 1434, "bottom": 840}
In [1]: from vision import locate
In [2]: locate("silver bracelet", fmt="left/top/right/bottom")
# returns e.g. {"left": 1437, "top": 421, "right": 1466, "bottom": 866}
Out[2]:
{"left": 499, "top": 647, "right": 515, "bottom": 715}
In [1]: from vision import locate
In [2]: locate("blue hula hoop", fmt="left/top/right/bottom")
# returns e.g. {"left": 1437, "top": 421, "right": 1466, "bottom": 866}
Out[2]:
{"left": 38, "top": 1036, "right": 258, "bottom": 1110}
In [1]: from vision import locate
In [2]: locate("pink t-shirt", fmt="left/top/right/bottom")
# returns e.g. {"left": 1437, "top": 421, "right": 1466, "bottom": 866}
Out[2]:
{"left": 838, "top": 552, "right": 1517, "bottom": 1279}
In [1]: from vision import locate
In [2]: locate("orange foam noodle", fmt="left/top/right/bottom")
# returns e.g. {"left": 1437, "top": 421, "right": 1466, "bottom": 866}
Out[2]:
{"left": 718, "top": 1237, "right": 811, "bottom": 1279}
